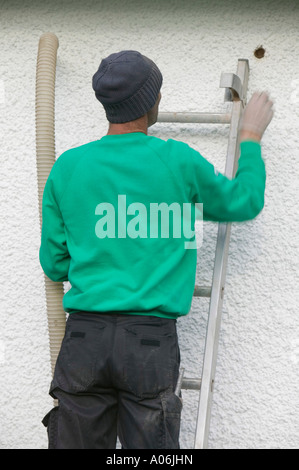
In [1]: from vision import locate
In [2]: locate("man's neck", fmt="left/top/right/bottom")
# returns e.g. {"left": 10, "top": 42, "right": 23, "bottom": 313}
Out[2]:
{"left": 107, "top": 115, "right": 148, "bottom": 135}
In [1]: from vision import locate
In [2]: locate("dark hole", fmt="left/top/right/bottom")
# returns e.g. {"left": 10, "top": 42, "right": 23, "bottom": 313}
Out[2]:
{"left": 254, "top": 46, "right": 266, "bottom": 59}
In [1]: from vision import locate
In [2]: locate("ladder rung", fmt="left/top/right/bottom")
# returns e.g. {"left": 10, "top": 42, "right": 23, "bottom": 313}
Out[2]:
{"left": 158, "top": 112, "right": 231, "bottom": 124}
{"left": 182, "top": 377, "right": 202, "bottom": 391}
{"left": 193, "top": 285, "right": 212, "bottom": 297}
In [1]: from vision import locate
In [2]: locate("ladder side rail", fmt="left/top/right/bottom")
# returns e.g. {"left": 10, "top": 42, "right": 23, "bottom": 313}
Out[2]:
{"left": 194, "top": 59, "right": 249, "bottom": 449}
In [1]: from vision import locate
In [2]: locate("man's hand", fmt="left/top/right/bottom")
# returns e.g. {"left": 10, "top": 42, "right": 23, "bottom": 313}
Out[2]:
{"left": 239, "top": 91, "right": 274, "bottom": 143}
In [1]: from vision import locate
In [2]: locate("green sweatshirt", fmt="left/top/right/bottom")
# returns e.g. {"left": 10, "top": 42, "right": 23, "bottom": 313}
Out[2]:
{"left": 39, "top": 133, "right": 265, "bottom": 319}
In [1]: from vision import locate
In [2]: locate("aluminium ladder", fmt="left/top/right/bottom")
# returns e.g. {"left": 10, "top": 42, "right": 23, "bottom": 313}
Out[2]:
{"left": 158, "top": 59, "right": 250, "bottom": 449}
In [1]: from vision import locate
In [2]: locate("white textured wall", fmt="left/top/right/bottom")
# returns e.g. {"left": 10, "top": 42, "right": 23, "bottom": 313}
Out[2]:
{"left": 0, "top": 0, "right": 298, "bottom": 449}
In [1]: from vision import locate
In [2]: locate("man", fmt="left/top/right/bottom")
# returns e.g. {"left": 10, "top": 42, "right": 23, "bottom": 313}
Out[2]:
{"left": 40, "top": 50, "right": 274, "bottom": 449}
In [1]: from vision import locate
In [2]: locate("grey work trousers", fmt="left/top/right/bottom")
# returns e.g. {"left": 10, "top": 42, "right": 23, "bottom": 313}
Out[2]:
{"left": 42, "top": 311, "right": 182, "bottom": 449}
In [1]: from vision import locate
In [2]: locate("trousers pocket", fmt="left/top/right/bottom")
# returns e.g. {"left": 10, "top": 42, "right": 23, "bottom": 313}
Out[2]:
{"left": 52, "top": 322, "right": 106, "bottom": 393}
{"left": 160, "top": 390, "right": 183, "bottom": 449}
{"left": 124, "top": 323, "right": 177, "bottom": 398}
{"left": 42, "top": 406, "right": 59, "bottom": 449}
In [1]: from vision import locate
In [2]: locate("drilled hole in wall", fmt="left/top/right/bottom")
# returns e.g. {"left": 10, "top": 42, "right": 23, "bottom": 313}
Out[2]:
{"left": 254, "top": 46, "right": 266, "bottom": 59}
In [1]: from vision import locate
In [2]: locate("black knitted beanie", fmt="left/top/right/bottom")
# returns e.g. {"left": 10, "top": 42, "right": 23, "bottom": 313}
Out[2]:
{"left": 92, "top": 50, "right": 163, "bottom": 123}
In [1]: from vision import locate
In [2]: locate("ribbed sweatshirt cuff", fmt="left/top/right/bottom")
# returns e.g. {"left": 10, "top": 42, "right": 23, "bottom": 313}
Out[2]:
{"left": 240, "top": 140, "right": 262, "bottom": 158}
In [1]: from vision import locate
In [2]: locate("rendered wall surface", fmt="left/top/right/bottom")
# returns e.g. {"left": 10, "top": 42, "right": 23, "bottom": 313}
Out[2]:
{"left": 0, "top": 0, "right": 298, "bottom": 449}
